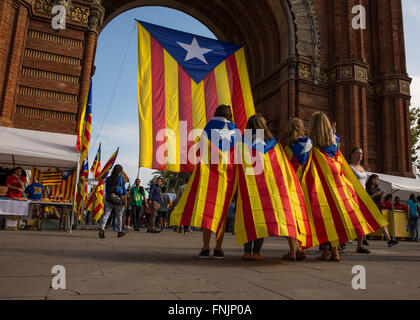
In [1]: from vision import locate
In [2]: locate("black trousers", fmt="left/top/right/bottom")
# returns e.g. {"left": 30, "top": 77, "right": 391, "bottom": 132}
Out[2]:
{"left": 244, "top": 238, "right": 264, "bottom": 254}
{"left": 131, "top": 205, "right": 143, "bottom": 230}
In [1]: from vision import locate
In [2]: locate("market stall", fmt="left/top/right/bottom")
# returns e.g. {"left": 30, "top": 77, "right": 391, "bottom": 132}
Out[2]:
{"left": 0, "top": 127, "right": 80, "bottom": 231}
{"left": 366, "top": 172, "right": 420, "bottom": 239}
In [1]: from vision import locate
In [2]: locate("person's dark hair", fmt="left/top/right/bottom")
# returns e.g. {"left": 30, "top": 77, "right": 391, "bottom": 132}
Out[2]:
{"left": 365, "top": 174, "right": 378, "bottom": 190}
{"left": 409, "top": 193, "right": 415, "bottom": 200}
{"left": 417, "top": 196, "right": 420, "bottom": 202}
{"left": 214, "top": 105, "right": 233, "bottom": 122}
{"left": 108, "top": 164, "right": 123, "bottom": 188}
{"left": 395, "top": 196, "right": 400, "bottom": 202}
{"left": 384, "top": 194, "right": 391, "bottom": 201}
{"left": 161, "top": 187, "right": 167, "bottom": 193}
{"left": 135, "top": 178, "right": 140, "bottom": 183}
{"left": 246, "top": 113, "right": 274, "bottom": 141}
{"left": 156, "top": 177, "right": 163, "bottom": 182}
{"left": 351, "top": 147, "right": 363, "bottom": 155}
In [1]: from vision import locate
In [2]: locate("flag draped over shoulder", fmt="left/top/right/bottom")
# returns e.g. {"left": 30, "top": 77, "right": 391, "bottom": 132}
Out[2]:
{"left": 301, "top": 148, "right": 387, "bottom": 248}
{"left": 170, "top": 118, "right": 240, "bottom": 234}
{"left": 235, "top": 138, "right": 311, "bottom": 246}
{"left": 137, "top": 20, "right": 255, "bottom": 172}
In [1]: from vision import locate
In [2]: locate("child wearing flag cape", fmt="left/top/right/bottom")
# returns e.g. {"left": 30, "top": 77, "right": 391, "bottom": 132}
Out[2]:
{"left": 235, "top": 114, "right": 309, "bottom": 261}
{"left": 280, "top": 118, "right": 313, "bottom": 259}
{"left": 301, "top": 112, "right": 388, "bottom": 261}
{"left": 170, "top": 105, "right": 240, "bottom": 259}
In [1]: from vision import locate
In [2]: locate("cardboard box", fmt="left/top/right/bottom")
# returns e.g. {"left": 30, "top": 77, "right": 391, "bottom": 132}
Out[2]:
{"left": 4, "top": 216, "right": 19, "bottom": 231}
{"left": 0, "top": 186, "right": 7, "bottom": 197}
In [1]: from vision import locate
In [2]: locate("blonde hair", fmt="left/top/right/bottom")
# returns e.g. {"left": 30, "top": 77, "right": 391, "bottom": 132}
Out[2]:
{"left": 246, "top": 113, "right": 273, "bottom": 141}
{"left": 282, "top": 118, "right": 305, "bottom": 146}
{"left": 309, "top": 112, "right": 336, "bottom": 149}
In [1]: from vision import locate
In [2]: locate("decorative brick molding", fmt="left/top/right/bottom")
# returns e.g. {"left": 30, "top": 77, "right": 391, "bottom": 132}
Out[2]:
{"left": 18, "top": 86, "right": 78, "bottom": 102}
{"left": 16, "top": 105, "right": 76, "bottom": 121}
{"left": 28, "top": 29, "right": 83, "bottom": 47}
{"left": 24, "top": 48, "right": 81, "bottom": 65}
{"left": 33, "top": 0, "right": 90, "bottom": 25}
{"left": 21, "top": 67, "right": 79, "bottom": 84}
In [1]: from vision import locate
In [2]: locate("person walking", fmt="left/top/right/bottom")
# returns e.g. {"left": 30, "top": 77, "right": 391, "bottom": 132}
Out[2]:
{"left": 158, "top": 187, "right": 170, "bottom": 231}
{"left": 147, "top": 177, "right": 162, "bottom": 233}
{"left": 365, "top": 174, "right": 399, "bottom": 247}
{"left": 98, "top": 164, "right": 128, "bottom": 238}
{"left": 406, "top": 194, "right": 419, "bottom": 242}
{"left": 130, "top": 178, "right": 147, "bottom": 231}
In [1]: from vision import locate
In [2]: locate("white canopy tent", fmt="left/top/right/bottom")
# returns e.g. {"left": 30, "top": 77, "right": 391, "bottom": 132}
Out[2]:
{"left": 366, "top": 172, "right": 420, "bottom": 200}
{"left": 366, "top": 172, "right": 420, "bottom": 239}
{"left": 0, "top": 127, "right": 80, "bottom": 232}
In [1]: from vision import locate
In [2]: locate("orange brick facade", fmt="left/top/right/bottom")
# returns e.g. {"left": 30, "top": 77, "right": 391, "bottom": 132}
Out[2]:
{"left": 0, "top": 0, "right": 413, "bottom": 177}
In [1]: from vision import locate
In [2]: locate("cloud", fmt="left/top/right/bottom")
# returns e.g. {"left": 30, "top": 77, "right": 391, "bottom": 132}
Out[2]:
{"left": 411, "top": 76, "right": 420, "bottom": 108}
{"left": 404, "top": 0, "right": 420, "bottom": 17}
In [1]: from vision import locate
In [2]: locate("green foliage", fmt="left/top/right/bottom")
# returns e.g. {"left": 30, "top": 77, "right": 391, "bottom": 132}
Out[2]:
{"left": 410, "top": 105, "right": 420, "bottom": 166}
{"left": 148, "top": 170, "right": 192, "bottom": 193}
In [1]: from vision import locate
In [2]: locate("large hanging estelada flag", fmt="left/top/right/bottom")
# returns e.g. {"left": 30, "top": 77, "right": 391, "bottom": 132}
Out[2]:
{"left": 235, "top": 137, "right": 311, "bottom": 247}
{"left": 170, "top": 118, "right": 240, "bottom": 234}
{"left": 40, "top": 170, "right": 62, "bottom": 186}
{"left": 301, "top": 147, "right": 388, "bottom": 248}
{"left": 137, "top": 20, "right": 255, "bottom": 172}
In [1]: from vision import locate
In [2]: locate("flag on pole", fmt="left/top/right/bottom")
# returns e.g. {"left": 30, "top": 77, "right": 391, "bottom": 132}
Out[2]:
{"left": 96, "top": 147, "right": 119, "bottom": 180}
{"left": 170, "top": 118, "right": 240, "bottom": 234}
{"left": 137, "top": 20, "right": 255, "bottom": 172}
{"left": 77, "top": 78, "right": 93, "bottom": 153}
{"left": 234, "top": 137, "right": 311, "bottom": 247}
{"left": 300, "top": 147, "right": 388, "bottom": 248}
{"left": 122, "top": 170, "right": 129, "bottom": 184}
{"left": 90, "top": 143, "right": 101, "bottom": 178}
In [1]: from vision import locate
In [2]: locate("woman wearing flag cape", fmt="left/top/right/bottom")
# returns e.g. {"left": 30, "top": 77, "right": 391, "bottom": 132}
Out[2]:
{"left": 301, "top": 112, "right": 388, "bottom": 261}
{"left": 170, "top": 105, "right": 240, "bottom": 259}
{"left": 234, "top": 114, "right": 310, "bottom": 261}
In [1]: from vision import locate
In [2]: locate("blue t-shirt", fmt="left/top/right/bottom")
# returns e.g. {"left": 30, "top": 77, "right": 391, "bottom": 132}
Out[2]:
{"left": 406, "top": 199, "right": 419, "bottom": 216}
{"left": 24, "top": 183, "right": 44, "bottom": 200}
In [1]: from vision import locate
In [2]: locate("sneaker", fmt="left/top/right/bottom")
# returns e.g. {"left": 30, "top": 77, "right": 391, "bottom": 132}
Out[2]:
{"left": 387, "top": 239, "right": 399, "bottom": 247}
{"left": 212, "top": 249, "right": 225, "bottom": 260}
{"left": 198, "top": 248, "right": 210, "bottom": 259}
{"left": 184, "top": 232, "right": 189, "bottom": 235}
{"left": 117, "top": 231, "right": 126, "bottom": 238}
{"left": 362, "top": 240, "right": 369, "bottom": 246}
{"left": 98, "top": 229, "right": 105, "bottom": 239}
{"left": 356, "top": 247, "right": 370, "bottom": 254}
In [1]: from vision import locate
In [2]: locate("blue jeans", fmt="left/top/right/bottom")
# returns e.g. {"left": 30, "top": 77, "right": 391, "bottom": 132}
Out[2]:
{"left": 409, "top": 216, "right": 419, "bottom": 241}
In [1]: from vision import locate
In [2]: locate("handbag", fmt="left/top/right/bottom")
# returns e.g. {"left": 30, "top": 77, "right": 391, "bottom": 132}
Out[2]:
{"left": 106, "top": 185, "right": 124, "bottom": 205}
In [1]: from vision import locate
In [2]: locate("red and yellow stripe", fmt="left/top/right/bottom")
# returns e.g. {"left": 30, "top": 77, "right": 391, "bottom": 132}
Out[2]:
{"left": 300, "top": 147, "right": 387, "bottom": 248}
{"left": 137, "top": 22, "right": 255, "bottom": 172}
{"left": 50, "top": 171, "right": 77, "bottom": 201}
{"left": 170, "top": 135, "right": 237, "bottom": 234}
{"left": 234, "top": 142, "right": 310, "bottom": 246}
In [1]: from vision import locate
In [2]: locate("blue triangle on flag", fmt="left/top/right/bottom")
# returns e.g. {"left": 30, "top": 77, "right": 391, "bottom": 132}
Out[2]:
{"left": 137, "top": 20, "right": 242, "bottom": 83}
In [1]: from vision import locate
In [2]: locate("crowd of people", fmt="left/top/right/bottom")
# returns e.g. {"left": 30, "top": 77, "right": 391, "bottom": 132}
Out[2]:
{"left": 96, "top": 105, "right": 419, "bottom": 261}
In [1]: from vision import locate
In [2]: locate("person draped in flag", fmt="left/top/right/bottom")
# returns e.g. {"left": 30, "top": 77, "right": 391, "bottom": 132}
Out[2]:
{"left": 279, "top": 117, "right": 313, "bottom": 259}
{"left": 98, "top": 164, "right": 128, "bottom": 239}
{"left": 235, "top": 114, "right": 309, "bottom": 261}
{"left": 301, "top": 112, "right": 388, "bottom": 261}
{"left": 170, "top": 105, "right": 240, "bottom": 259}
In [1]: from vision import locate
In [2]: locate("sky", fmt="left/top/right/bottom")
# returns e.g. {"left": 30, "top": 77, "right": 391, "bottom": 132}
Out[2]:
{"left": 89, "top": 2, "right": 420, "bottom": 186}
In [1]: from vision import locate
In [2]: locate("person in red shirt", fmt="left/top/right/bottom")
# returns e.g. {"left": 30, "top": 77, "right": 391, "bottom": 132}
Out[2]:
{"left": 394, "top": 196, "right": 408, "bottom": 211}
{"left": 5, "top": 167, "right": 26, "bottom": 198}
{"left": 381, "top": 194, "right": 393, "bottom": 210}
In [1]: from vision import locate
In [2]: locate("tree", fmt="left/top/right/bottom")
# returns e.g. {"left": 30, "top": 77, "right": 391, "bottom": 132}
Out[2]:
{"left": 148, "top": 170, "right": 192, "bottom": 193}
{"left": 409, "top": 105, "right": 420, "bottom": 177}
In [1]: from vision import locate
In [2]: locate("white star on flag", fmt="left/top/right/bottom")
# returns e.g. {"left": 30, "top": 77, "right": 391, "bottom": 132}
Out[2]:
{"left": 218, "top": 124, "right": 236, "bottom": 142}
{"left": 177, "top": 37, "right": 213, "bottom": 65}
{"left": 299, "top": 140, "right": 312, "bottom": 155}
